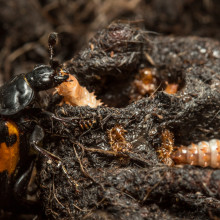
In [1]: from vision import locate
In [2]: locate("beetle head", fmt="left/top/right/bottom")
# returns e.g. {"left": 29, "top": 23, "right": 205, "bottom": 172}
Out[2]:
{"left": 25, "top": 65, "right": 69, "bottom": 91}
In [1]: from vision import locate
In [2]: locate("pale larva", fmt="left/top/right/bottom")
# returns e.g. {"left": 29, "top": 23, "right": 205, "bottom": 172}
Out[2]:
{"left": 56, "top": 72, "right": 102, "bottom": 108}
{"left": 171, "top": 139, "right": 220, "bottom": 168}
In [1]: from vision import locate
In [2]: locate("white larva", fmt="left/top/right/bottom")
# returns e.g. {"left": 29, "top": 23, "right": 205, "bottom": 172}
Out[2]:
{"left": 171, "top": 139, "right": 220, "bottom": 168}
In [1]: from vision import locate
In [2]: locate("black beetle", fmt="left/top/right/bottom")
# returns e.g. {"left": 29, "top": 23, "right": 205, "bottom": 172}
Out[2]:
{"left": 0, "top": 65, "right": 68, "bottom": 115}
{"left": 0, "top": 33, "right": 71, "bottom": 213}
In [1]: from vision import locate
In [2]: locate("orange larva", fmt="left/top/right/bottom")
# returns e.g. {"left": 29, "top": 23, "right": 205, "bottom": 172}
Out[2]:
{"left": 56, "top": 71, "right": 102, "bottom": 108}
{"left": 79, "top": 119, "right": 97, "bottom": 131}
{"left": 107, "top": 125, "right": 132, "bottom": 153}
{"left": 157, "top": 129, "right": 174, "bottom": 166}
{"left": 164, "top": 83, "right": 178, "bottom": 94}
{"left": 171, "top": 139, "right": 220, "bottom": 168}
{"left": 130, "top": 68, "right": 157, "bottom": 102}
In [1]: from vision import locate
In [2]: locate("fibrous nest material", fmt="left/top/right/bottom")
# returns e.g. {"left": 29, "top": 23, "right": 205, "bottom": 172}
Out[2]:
{"left": 37, "top": 21, "right": 220, "bottom": 219}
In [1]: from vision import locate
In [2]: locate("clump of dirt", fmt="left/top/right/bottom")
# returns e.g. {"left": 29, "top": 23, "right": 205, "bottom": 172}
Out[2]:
{"left": 38, "top": 22, "right": 220, "bottom": 219}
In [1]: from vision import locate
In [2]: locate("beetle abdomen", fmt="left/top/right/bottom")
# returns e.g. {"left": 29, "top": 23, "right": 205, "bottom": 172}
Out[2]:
{"left": 171, "top": 139, "right": 220, "bottom": 168}
{"left": 0, "top": 120, "right": 20, "bottom": 175}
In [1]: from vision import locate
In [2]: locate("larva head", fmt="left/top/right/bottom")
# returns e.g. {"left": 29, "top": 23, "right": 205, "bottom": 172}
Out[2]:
{"left": 171, "top": 146, "right": 188, "bottom": 164}
{"left": 114, "top": 125, "right": 126, "bottom": 137}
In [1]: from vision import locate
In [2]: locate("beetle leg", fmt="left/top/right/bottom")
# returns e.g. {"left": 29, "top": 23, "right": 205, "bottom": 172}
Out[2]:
{"left": 13, "top": 159, "right": 35, "bottom": 199}
{"left": 13, "top": 158, "right": 41, "bottom": 213}
{"left": 41, "top": 109, "right": 75, "bottom": 123}
{"left": 30, "top": 125, "right": 77, "bottom": 187}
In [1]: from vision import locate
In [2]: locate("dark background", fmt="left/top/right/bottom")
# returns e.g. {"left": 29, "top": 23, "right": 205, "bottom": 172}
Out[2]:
{"left": 0, "top": 0, "right": 220, "bottom": 84}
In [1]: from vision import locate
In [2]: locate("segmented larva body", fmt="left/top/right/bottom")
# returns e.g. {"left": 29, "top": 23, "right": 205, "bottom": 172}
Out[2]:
{"left": 79, "top": 119, "right": 97, "bottom": 131}
{"left": 56, "top": 73, "right": 102, "bottom": 108}
{"left": 108, "top": 125, "right": 132, "bottom": 153}
{"left": 157, "top": 129, "right": 174, "bottom": 166}
{"left": 171, "top": 139, "right": 220, "bottom": 168}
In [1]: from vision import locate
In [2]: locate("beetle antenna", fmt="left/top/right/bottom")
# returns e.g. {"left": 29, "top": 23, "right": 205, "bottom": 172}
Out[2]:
{"left": 48, "top": 32, "right": 60, "bottom": 70}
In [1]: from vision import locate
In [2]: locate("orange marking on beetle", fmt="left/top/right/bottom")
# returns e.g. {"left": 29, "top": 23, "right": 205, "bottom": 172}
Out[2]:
{"left": 0, "top": 121, "right": 20, "bottom": 175}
